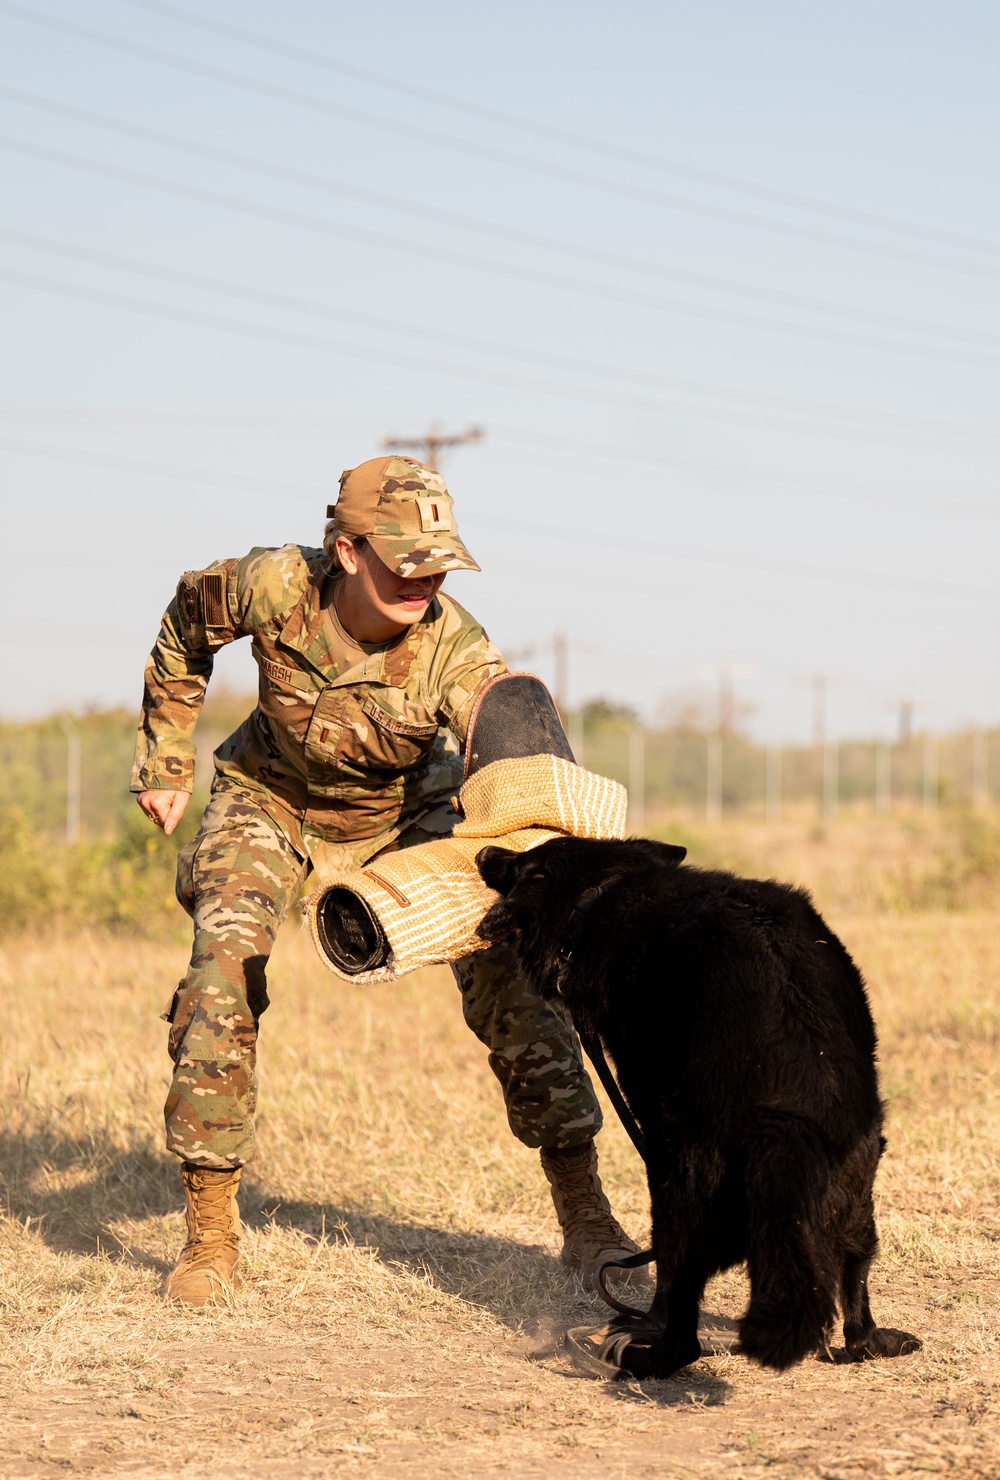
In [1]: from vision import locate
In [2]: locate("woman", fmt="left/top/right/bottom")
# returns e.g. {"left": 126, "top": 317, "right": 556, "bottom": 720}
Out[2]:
{"left": 133, "top": 455, "right": 642, "bottom": 1305}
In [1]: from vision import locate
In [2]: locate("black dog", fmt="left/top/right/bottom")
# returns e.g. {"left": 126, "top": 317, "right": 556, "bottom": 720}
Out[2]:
{"left": 477, "top": 836, "right": 921, "bottom": 1380}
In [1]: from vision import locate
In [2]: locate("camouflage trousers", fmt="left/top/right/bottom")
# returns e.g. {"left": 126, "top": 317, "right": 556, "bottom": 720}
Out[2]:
{"left": 165, "top": 792, "right": 602, "bottom": 1169}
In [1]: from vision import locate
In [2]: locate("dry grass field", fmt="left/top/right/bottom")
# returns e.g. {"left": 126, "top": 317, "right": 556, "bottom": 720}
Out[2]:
{"left": 1, "top": 819, "right": 998, "bottom": 1478}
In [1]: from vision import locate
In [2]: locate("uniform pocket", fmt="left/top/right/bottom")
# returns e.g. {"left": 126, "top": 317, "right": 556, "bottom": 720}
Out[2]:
{"left": 306, "top": 688, "right": 441, "bottom": 776}
{"left": 174, "top": 837, "right": 200, "bottom": 917}
{"left": 174, "top": 824, "right": 231, "bottom": 916}
{"left": 354, "top": 695, "right": 440, "bottom": 771}
{"left": 161, "top": 984, "right": 182, "bottom": 1024}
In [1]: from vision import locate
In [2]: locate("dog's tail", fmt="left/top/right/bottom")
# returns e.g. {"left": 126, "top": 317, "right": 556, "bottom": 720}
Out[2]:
{"left": 738, "top": 1112, "right": 838, "bottom": 1370}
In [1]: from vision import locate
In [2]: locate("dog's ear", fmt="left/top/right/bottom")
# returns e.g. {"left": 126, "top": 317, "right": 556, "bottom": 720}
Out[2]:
{"left": 476, "top": 845, "right": 523, "bottom": 895}
{"left": 638, "top": 839, "right": 687, "bottom": 865}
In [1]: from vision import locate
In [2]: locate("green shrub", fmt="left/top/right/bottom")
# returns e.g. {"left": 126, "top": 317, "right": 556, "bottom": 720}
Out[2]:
{"left": 0, "top": 802, "right": 197, "bottom": 937}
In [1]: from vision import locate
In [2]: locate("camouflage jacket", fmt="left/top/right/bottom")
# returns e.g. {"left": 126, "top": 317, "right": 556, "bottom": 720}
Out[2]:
{"left": 131, "top": 544, "right": 506, "bottom": 850}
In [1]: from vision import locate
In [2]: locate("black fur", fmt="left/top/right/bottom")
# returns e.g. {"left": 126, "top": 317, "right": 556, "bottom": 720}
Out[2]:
{"left": 477, "top": 836, "right": 921, "bottom": 1380}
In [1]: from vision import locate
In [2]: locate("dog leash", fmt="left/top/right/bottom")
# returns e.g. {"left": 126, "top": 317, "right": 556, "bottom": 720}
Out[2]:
{"left": 577, "top": 1028, "right": 659, "bottom": 1325}
{"left": 557, "top": 893, "right": 648, "bottom": 1163}
{"left": 556, "top": 892, "right": 658, "bottom": 1320}
{"left": 577, "top": 1028, "right": 647, "bottom": 1162}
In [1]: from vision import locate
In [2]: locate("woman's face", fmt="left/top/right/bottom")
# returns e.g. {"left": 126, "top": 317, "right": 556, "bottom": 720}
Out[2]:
{"left": 335, "top": 536, "right": 446, "bottom": 642}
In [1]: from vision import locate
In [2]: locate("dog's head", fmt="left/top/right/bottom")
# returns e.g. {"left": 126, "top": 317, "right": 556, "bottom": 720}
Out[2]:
{"left": 476, "top": 836, "right": 686, "bottom": 998}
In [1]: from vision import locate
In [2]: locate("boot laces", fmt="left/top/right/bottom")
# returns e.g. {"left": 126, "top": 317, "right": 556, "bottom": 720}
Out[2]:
{"left": 556, "top": 1160, "right": 626, "bottom": 1246}
{"left": 186, "top": 1178, "right": 238, "bottom": 1253}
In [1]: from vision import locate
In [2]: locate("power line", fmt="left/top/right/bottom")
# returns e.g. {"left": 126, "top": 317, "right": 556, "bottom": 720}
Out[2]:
{"left": 2, "top": 416, "right": 999, "bottom": 522}
{"left": 3, "top": 396, "right": 997, "bottom": 457}
{"left": 2, "top": 403, "right": 999, "bottom": 454}
{"left": 110, "top": 0, "right": 1000, "bottom": 262}
{"left": 3, "top": 0, "right": 1000, "bottom": 279}
{"left": 9, "top": 261, "right": 1000, "bottom": 458}
{"left": 3, "top": 436, "right": 992, "bottom": 605}
{"left": 3, "top": 85, "right": 998, "bottom": 352}
{"left": 7, "top": 225, "right": 913, "bottom": 404}
{"left": 471, "top": 514, "right": 995, "bottom": 604}
{"left": 12, "top": 263, "right": 839, "bottom": 433}
{"left": 0, "top": 435, "right": 327, "bottom": 498}
{"left": 492, "top": 425, "right": 1000, "bottom": 480}
{"left": 9, "top": 226, "right": 1000, "bottom": 439}
{"left": 0, "top": 407, "right": 378, "bottom": 434}
{"left": 5, "top": 134, "right": 1000, "bottom": 376}
{"left": 488, "top": 436, "right": 1000, "bottom": 518}
{"left": 4, "top": 254, "right": 1000, "bottom": 456}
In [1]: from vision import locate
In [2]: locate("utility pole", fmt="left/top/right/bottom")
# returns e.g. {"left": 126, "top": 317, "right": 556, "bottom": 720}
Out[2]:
{"left": 694, "top": 663, "right": 755, "bottom": 825}
{"left": 64, "top": 721, "right": 81, "bottom": 847}
{"left": 796, "top": 673, "right": 842, "bottom": 819}
{"left": 697, "top": 662, "right": 757, "bottom": 737}
{"left": 796, "top": 672, "right": 829, "bottom": 749}
{"left": 923, "top": 732, "right": 938, "bottom": 810}
{"left": 824, "top": 742, "right": 839, "bottom": 821}
{"left": 381, "top": 424, "right": 484, "bottom": 472}
{"left": 553, "top": 630, "right": 569, "bottom": 717}
{"left": 706, "top": 733, "right": 722, "bottom": 823}
{"left": 972, "top": 728, "right": 989, "bottom": 809}
{"left": 875, "top": 736, "right": 892, "bottom": 815}
{"left": 808, "top": 673, "right": 837, "bottom": 819}
{"left": 508, "top": 630, "right": 595, "bottom": 717}
{"left": 887, "top": 695, "right": 927, "bottom": 804}
{"left": 628, "top": 726, "right": 645, "bottom": 834}
{"left": 766, "top": 745, "right": 782, "bottom": 823}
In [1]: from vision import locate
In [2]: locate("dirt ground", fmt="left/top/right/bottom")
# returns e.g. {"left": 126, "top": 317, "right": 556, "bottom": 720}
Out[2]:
{"left": 1, "top": 907, "right": 998, "bottom": 1478}
{"left": 2, "top": 1274, "right": 997, "bottom": 1479}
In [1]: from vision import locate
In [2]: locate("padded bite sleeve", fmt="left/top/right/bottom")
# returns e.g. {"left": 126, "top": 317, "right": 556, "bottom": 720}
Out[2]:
{"left": 464, "top": 673, "right": 574, "bottom": 779}
{"left": 315, "top": 887, "right": 390, "bottom": 975}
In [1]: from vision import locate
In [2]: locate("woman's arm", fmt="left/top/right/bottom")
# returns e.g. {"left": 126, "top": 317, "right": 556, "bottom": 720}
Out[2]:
{"left": 130, "top": 556, "right": 245, "bottom": 804}
{"left": 131, "top": 543, "right": 318, "bottom": 821}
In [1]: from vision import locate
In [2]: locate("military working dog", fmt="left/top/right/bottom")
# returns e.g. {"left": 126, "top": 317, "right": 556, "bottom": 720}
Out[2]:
{"left": 476, "top": 836, "right": 921, "bottom": 1381}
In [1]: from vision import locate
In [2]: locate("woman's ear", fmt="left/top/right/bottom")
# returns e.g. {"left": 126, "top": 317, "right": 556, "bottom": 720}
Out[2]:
{"left": 335, "top": 535, "right": 362, "bottom": 575}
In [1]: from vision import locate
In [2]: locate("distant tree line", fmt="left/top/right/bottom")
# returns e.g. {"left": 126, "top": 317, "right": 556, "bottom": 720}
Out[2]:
{"left": 1, "top": 692, "right": 997, "bottom": 847}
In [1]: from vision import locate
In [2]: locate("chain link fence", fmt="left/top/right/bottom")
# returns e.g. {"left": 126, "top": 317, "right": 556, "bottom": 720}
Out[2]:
{"left": 1, "top": 699, "right": 997, "bottom": 845}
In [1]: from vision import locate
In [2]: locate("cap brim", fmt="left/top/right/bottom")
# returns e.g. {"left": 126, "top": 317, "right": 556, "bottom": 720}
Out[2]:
{"left": 368, "top": 532, "right": 481, "bottom": 577}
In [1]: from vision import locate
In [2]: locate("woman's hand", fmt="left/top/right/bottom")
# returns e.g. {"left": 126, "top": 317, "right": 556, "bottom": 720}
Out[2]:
{"left": 137, "top": 789, "right": 190, "bottom": 835}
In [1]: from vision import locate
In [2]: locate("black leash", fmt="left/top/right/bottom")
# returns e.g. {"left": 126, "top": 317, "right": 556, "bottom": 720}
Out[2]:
{"left": 596, "top": 1248, "right": 660, "bottom": 1326}
{"left": 577, "top": 1027, "right": 659, "bottom": 1323}
{"left": 578, "top": 1029, "right": 647, "bottom": 1163}
{"left": 557, "top": 893, "right": 648, "bottom": 1165}
{"left": 556, "top": 893, "right": 657, "bottom": 1319}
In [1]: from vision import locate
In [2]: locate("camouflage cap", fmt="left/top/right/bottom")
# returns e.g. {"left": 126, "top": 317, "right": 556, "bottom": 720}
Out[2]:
{"left": 327, "top": 456, "right": 480, "bottom": 578}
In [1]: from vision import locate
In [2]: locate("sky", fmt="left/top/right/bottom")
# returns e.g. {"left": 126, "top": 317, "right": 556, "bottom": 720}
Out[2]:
{"left": 1, "top": 0, "right": 998, "bottom": 742}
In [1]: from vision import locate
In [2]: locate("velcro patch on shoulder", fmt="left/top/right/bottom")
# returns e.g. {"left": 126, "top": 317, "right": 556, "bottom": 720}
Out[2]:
{"left": 178, "top": 580, "right": 200, "bottom": 627}
{"left": 201, "top": 571, "right": 227, "bottom": 628}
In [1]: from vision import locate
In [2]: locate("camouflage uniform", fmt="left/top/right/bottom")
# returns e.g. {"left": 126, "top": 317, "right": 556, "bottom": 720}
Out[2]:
{"left": 133, "top": 532, "right": 601, "bottom": 1169}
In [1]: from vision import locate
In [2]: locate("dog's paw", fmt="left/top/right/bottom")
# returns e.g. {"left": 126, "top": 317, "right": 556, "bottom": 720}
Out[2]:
{"left": 619, "top": 1333, "right": 702, "bottom": 1381}
{"left": 847, "top": 1326, "right": 922, "bottom": 1360}
{"left": 564, "top": 1324, "right": 701, "bottom": 1381}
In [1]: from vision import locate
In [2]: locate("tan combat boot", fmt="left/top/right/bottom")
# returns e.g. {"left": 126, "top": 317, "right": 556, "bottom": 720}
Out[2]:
{"left": 164, "top": 1164, "right": 242, "bottom": 1307}
{"left": 541, "top": 1141, "right": 651, "bottom": 1288}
